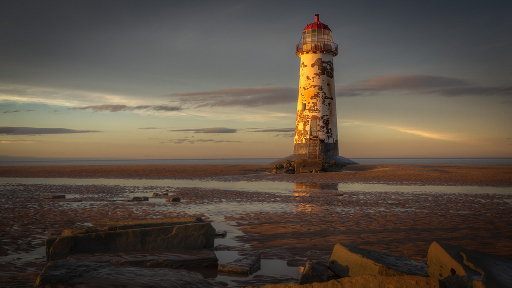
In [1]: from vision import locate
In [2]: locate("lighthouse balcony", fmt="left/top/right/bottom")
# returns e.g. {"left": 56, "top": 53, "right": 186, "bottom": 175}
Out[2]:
{"left": 296, "top": 41, "right": 338, "bottom": 56}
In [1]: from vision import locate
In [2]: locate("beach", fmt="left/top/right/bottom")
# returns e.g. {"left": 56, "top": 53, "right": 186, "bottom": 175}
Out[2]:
{"left": 1, "top": 164, "right": 511, "bottom": 287}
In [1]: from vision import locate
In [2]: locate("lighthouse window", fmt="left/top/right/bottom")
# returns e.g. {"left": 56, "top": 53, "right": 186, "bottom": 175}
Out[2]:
{"left": 302, "top": 102, "right": 306, "bottom": 111}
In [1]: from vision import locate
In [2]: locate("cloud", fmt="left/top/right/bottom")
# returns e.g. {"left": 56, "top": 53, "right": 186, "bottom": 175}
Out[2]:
{"left": 0, "top": 126, "right": 100, "bottom": 135}
{"left": 69, "top": 104, "right": 182, "bottom": 112}
{"left": 387, "top": 126, "right": 462, "bottom": 142}
{"left": 247, "top": 127, "right": 295, "bottom": 137}
{"left": 165, "top": 75, "right": 510, "bottom": 109}
{"left": 170, "top": 127, "right": 237, "bottom": 133}
{"left": 248, "top": 128, "right": 295, "bottom": 133}
{"left": 3, "top": 109, "right": 34, "bottom": 113}
{"left": 337, "top": 75, "right": 512, "bottom": 97}
{"left": 0, "top": 139, "right": 42, "bottom": 143}
{"left": 0, "top": 85, "right": 183, "bottom": 113}
{"left": 169, "top": 87, "right": 297, "bottom": 107}
{"left": 339, "top": 120, "right": 469, "bottom": 143}
{"left": 164, "top": 138, "right": 241, "bottom": 144}
{"left": 139, "top": 127, "right": 159, "bottom": 130}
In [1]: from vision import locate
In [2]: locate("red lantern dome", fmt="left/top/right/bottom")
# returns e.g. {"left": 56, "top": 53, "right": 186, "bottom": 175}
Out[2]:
{"left": 303, "top": 14, "right": 331, "bottom": 31}
{"left": 296, "top": 14, "right": 337, "bottom": 56}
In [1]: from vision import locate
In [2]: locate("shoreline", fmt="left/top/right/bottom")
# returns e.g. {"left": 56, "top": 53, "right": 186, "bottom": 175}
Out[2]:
{"left": 1, "top": 164, "right": 511, "bottom": 187}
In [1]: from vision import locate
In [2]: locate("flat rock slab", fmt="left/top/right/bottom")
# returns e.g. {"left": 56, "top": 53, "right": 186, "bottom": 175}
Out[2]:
{"left": 34, "top": 259, "right": 222, "bottom": 287}
{"left": 90, "top": 217, "right": 204, "bottom": 232}
{"left": 245, "top": 275, "right": 439, "bottom": 288}
{"left": 47, "top": 222, "right": 216, "bottom": 261}
{"left": 218, "top": 254, "right": 261, "bottom": 275}
{"left": 330, "top": 243, "right": 428, "bottom": 277}
{"left": 428, "top": 241, "right": 512, "bottom": 288}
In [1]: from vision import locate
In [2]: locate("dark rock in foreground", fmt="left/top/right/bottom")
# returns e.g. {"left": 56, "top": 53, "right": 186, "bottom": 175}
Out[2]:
{"left": 218, "top": 254, "right": 261, "bottom": 275}
{"left": 330, "top": 243, "right": 429, "bottom": 277}
{"left": 298, "top": 260, "right": 328, "bottom": 285}
{"left": 34, "top": 259, "right": 222, "bottom": 287}
{"left": 47, "top": 222, "right": 216, "bottom": 261}
{"left": 67, "top": 249, "right": 218, "bottom": 269}
{"left": 428, "top": 241, "right": 512, "bottom": 288}
{"left": 244, "top": 275, "right": 439, "bottom": 288}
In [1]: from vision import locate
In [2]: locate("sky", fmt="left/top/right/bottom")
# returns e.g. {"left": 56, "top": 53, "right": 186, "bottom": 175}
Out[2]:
{"left": 1, "top": 0, "right": 511, "bottom": 159}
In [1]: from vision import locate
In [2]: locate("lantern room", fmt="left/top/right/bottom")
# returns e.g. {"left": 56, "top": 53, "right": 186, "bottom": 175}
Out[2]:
{"left": 296, "top": 14, "right": 338, "bottom": 56}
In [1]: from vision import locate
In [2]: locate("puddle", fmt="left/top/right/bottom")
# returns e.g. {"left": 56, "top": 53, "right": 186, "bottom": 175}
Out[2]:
{"left": 2, "top": 178, "right": 511, "bottom": 195}
{"left": 0, "top": 246, "right": 46, "bottom": 265}
{"left": 213, "top": 251, "right": 299, "bottom": 287}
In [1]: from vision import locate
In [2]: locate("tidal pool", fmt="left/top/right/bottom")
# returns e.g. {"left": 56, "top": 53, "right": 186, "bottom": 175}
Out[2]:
{"left": 1, "top": 177, "right": 511, "bottom": 194}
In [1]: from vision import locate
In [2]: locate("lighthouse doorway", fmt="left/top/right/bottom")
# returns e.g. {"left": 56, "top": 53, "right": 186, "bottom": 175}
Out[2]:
{"left": 309, "top": 118, "right": 319, "bottom": 137}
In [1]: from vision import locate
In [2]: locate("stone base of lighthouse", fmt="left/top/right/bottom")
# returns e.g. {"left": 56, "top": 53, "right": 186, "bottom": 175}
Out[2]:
{"left": 269, "top": 153, "right": 358, "bottom": 167}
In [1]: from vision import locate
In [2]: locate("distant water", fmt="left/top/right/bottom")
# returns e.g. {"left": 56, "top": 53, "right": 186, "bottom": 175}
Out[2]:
{"left": 352, "top": 158, "right": 512, "bottom": 165}
{"left": 0, "top": 157, "right": 511, "bottom": 166}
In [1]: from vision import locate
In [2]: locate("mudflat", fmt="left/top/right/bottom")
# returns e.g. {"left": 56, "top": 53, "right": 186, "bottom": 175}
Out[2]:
{"left": 1, "top": 164, "right": 511, "bottom": 287}
{"left": 1, "top": 164, "right": 511, "bottom": 186}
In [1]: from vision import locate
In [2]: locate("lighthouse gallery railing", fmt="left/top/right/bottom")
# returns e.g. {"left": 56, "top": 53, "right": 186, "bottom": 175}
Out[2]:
{"left": 296, "top": 41, "right": 338, "bottom": 56}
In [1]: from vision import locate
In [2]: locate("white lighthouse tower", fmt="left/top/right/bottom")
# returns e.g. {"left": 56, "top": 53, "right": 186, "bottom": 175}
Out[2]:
{"left": 292, "top": 14, "right": 356, "bottom": 165}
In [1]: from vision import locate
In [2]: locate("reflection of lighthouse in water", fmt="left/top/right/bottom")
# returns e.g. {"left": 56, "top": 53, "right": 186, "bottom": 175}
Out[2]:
{"left": 293, "top": 14, "right": 356, "bottom": 165}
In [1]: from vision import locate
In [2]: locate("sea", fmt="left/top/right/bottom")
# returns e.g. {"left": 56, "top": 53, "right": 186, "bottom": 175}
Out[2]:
{"left": 0, "top": 157, "right": 511, "bottom": 166}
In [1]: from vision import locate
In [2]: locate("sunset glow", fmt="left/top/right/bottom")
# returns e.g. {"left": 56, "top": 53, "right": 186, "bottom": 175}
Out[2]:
{"left": 1, "top": 1, "right": 511, "bottom": 159}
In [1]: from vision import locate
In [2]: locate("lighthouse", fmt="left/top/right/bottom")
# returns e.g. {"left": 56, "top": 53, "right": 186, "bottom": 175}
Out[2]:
{"left": 292, "top": 14, "right": 356, "bottom": 165}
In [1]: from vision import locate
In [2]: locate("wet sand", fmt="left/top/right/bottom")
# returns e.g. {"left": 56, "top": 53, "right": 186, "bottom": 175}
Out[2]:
{"left": 1, "top": 164, "right": 511, "bottom": 186}
{"left": 1, "top": 164, "right": 511, "bottom": 287}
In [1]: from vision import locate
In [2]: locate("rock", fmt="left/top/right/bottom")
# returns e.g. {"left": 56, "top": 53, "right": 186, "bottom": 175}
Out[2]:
{"left": 61, "top": 227, "right": 101, "bottom": 236}
{"left": 44, "top": 195, "right": 65, "bottom": 199}
{"left": 243, "top": 275, "right": 439, "bottom": 288}
{"left": 166, "top": 197, "right": 181, "bottom": 202}
{"left": 127, "top": 196, "right": 149, "bottom": 201}
{"left": 328, "top": 260, "right": 349, "bottom": 278}
{"left": 47, "top": 222, "right": 216, "bottom": 261}
{"left": 67, "top": 249, "right": 218, "bottom": 269}
{"left": 60, "top": 217, "right": 204, "bottom": 237}
{"left": 34, "top": 259, "right": 222, "bottom": 287}
{"left": 329, "top": 243, "right": 429, "bottom": 277}
{"left": 218, "top": 254, "right": 261, "bottom": 275}
{"left": 298, "top": 260, "right": 328, "bottom": 284}
{"left": 152, "top": 192, "right": 162, "bottom": 197}
{"left": 91, "top": 217, "right": 204, "bottom": 231}
{"left": 215, "top": 230, "right": 227, "bottom": 238}
{"left": 427, "top": 241, "right": 512, "bottom": 288}
{"left": 295, "top": 159, "right": 322, "bottom": 173}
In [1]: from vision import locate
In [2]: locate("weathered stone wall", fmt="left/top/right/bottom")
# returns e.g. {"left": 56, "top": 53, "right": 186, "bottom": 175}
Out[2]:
{"left": 294, "top": 51, "right": 339, "bottom": 158}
